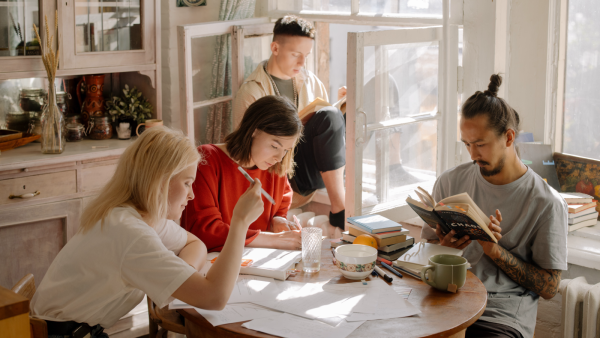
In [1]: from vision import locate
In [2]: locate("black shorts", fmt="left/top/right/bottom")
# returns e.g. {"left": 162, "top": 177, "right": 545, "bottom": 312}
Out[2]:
{"left": 292, "top": 106, "right": 346, "bottom": 195}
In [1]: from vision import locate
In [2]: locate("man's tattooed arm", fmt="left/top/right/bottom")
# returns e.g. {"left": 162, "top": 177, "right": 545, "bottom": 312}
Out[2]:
{"left": 490, "top": 245, "right": 561, "bottom": 300}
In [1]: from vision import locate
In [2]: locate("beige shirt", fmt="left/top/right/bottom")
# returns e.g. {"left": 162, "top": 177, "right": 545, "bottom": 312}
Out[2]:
{"left": 232, "top": 61, "right": 329, "bottom": 128}
{"left": 31, "top": 207, "right": 196, "bottom": 328}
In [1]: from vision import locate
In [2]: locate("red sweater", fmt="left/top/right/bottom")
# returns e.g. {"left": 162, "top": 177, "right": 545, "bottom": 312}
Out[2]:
{"left": 181, "top": 144, "right": 292, "bottom": 252}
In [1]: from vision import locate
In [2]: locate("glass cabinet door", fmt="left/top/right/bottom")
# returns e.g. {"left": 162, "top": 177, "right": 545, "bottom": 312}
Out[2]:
{"left": 60, "top": 0, "right": 155, "bottom": 70}
{"left": 0, "top": 0, "right": 45, "bottom": 72}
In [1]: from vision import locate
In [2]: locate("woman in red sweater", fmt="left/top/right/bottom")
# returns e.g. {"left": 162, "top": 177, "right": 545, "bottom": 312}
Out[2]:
{"left": 182, "top": 96, "right": 303, "bottom": 252}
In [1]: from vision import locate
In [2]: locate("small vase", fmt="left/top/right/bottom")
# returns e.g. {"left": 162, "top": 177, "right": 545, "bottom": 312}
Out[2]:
{"left": 41, "top": 84, "right": 66, "bottom": 154}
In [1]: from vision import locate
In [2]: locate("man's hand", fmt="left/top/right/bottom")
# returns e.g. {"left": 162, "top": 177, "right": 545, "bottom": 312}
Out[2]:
{"left": 337, "top": 86, "right": 347, "bottom": 101}
{"left": 478, "top": 209, "right": 504, "bottom": 258}
{"left": 436, "top": 225, "right": 472, "bottom": 250}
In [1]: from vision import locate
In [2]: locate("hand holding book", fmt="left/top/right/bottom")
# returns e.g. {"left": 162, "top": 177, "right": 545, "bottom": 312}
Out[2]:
{"left": 435, "top": 209, "right": 503, "bottom": 254}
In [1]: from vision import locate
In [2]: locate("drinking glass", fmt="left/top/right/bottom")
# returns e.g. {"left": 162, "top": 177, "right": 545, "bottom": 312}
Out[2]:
{"left": 302, "top": 227, "right": 322, "bottom": 273}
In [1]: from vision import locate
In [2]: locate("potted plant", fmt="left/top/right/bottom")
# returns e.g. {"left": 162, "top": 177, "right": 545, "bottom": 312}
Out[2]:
{"left": 105, "top": 84, "right": 153, "bottom": 138}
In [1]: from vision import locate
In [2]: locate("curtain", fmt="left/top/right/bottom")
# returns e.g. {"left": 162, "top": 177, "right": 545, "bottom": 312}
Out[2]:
{"left": 205, "top": 0, "right": 256, "bottom": 144}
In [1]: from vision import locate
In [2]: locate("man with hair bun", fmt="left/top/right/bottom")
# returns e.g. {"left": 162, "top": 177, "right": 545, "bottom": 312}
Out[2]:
{"left": 233, "top": 15, "right": 346, "bottom": 235}
{"left": 421, "top": 74, "right": 567, "bottom": 338}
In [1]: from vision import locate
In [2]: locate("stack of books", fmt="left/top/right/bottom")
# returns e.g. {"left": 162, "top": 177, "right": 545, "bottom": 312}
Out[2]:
{"left": 561, "top": 193, "right": 599, "bottom": 231}
{"left": 331, "top": 214, "right": 415, "bottom": 261}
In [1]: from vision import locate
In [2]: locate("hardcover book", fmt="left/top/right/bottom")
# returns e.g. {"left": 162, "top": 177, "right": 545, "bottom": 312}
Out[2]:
{"left": 406, "top": 186, "right": 498, "bottom": 243}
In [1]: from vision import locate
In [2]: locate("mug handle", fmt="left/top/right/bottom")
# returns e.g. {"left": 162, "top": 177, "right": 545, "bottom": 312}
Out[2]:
{"left": 136, "top": 123, "right": 146, "bottom": 136}
{"left": 421, "top": 265, "right": 437, "bottom": 288}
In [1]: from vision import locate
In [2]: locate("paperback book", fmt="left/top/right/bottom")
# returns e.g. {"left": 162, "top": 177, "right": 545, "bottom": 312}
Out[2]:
{"left": 406, "top": 186, "right": 498, "bottom": 243}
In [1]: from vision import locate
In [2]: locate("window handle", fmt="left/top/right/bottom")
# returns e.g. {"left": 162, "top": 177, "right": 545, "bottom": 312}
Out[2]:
{"left": 356, "top": 110, "right": 367, "bottom": 146}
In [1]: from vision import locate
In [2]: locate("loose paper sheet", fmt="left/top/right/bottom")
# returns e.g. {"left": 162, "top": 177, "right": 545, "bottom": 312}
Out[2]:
{"left": 195, "top": 303, "right": 278, "bottom": 327}
{"left": 242, "top": 313, "right": 365, "bottom": 338}
{"left": 345, "top": 281, "right": 421, "bottom": 321}
{"left": 253, "top": 281, "right": 369, "bottom": 326}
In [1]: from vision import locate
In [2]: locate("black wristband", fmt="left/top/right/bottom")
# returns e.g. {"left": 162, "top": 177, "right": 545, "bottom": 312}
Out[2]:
{"left": 329, "top": 210, "right": 346, "bottom": 230}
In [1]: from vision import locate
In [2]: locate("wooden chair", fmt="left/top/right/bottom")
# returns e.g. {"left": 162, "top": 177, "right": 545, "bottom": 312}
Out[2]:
{"left": 11, "top": 274, "right": 48, "bottom": 338}
{"left": 147, "top": 297, "right": 185, "bottom": 338}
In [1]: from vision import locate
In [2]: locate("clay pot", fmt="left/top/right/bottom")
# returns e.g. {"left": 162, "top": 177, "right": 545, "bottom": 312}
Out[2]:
{"left": 77, "top": 75, "right": 106, "bottom": 128}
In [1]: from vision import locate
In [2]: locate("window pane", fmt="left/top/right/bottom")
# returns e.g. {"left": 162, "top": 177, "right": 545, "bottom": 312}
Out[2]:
{"left": 362, "top": 121, "right": 438, "bottom": 209}
{"left": 243, "top": 35, "right": 272, "bottom": 80}
{"left": 563, "top": 0, "right": 600, "bottom": 159}
{"left": 75, "top": 0, "right": 142, "bottom": 53}
{"left": 363, "top": 41, "right": 439, "bottom": 125}
{"left": 0, "top": 0, "right": 40, "bottom": 57}
{"left": 194, "top": 102, "right": 232, "bottom": 145}
{"left": 191, "top": 34, "right": 232, "bottom": 102}
{"left": 360, "top": 0, "right": 442, "bottom": 16}
{"left": 277, "top": 0, "right": 351, "bottom": 13}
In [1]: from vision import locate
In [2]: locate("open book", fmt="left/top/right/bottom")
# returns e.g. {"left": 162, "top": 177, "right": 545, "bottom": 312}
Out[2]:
{"left": 203, "top": 248, "right": 302, "bottom": 281}
{"left": 406, "top": 187, "right": 498, "bottom": 243}
{"left": 298, "top": 96, "right": 346, "bottom": 124}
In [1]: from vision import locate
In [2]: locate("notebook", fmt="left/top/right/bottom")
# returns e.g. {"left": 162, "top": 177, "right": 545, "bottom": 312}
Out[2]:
{"left": 346, "top": 214, "right": 403, "bottom": 234}
{"left": 205, "top": 248, "right": 302, "bottom": 281}
{"left": 393, "top": 242, "right": 464, "bottom": 275}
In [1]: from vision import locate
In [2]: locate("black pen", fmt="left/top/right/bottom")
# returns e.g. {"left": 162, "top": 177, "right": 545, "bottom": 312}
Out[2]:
{"left": 381, "top": 261, "right": 403, "bottom": 278}
{"left": 374, "top": 265, "right": 393, "bottom": 283}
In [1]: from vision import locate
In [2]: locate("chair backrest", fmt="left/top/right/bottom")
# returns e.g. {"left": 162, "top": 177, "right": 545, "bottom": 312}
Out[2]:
{"left": 11, "top": 274, "right": 36, "bottom": 300}
{"left": 11, "top": 274, "right": 47, "bottom": 338}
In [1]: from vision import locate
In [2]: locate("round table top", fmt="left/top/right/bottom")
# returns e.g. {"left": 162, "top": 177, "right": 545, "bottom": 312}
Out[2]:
{"left": 179, "top": 244, "right": 487, "bottom": 338}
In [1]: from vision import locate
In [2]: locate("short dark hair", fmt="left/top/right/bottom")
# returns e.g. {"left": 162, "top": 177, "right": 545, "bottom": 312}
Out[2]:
{"left": 273, "top": 15, "right": 315, "bottom": 41}
{"left": 461, "top": 74, "right": 521, "bottom": 140}
{"left": 225, "top": 96, "right": 303, "bottom": 177}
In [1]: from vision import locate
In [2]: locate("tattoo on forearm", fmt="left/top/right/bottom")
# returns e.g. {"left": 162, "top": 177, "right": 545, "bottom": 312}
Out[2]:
{"left": 491, "top": 246, "right": 561, "bottom": 298}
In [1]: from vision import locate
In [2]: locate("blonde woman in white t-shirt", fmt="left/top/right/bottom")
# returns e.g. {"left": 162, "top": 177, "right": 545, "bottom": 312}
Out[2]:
{"left": 31, "top": 126, "right": 264, "bottom": 338}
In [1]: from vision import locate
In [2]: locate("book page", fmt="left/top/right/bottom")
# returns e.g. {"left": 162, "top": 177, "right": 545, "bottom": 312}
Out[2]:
{"left": 437, "top": 193, "right": 489, "bottom": 226}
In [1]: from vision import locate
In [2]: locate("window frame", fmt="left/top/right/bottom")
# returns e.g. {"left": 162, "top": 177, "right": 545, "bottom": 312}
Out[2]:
{"left": 345, "top": 24, "right": 459, "bottom": 220}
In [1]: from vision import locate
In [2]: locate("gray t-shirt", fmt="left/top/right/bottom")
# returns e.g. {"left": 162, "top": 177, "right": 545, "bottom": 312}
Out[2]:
{"left": 271, "top": 75, "right": 295, "bottom": 105}
{"left": 421, "top": 162, "right": 568, "bottom": 338}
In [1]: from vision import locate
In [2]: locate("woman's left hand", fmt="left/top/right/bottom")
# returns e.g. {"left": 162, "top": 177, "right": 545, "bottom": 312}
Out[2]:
{"left": 272, "top": 217, "right": 293, "bottom": 233}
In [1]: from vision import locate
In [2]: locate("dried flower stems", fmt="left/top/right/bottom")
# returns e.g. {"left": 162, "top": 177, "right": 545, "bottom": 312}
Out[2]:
{"left": 34, "top": 12, "right": 64, "bottom": 153}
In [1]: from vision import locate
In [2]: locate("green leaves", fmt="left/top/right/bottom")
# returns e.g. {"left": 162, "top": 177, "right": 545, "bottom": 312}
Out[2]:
{"left": 105, "top": 85, "right": 153, "bottom": 124}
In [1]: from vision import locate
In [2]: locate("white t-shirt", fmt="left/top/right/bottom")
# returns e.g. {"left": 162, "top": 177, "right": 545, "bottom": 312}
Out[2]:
{"left": 31, "top": 207, "right": 197, "bottom": 328}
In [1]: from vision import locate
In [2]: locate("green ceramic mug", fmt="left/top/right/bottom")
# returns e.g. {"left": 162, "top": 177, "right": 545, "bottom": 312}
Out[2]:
{"left": 421, "top": 254, "right": 468, "bottom": 292}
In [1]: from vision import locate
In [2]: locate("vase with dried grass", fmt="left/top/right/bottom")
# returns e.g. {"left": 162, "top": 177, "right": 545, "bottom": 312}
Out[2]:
{"left": 34, "top": 12, "right": 65, "bottom": 154}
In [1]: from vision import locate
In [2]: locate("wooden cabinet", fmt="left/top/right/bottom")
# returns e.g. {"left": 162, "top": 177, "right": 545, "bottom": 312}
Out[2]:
{"left": 0, "top": 0, "right": 161, "bottom": 113}
{"left": 0, "top": 139, "right": 148, "bottom": 337}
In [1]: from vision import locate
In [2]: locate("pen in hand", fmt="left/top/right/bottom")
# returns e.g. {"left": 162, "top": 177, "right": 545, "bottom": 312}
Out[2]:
{"left": 237, "top": 166, "right": 276, "bottom": 205}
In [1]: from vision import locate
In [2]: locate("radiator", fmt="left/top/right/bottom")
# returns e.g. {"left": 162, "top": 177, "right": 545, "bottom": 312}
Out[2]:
{"left": 560, "top": 277, "right": 600, "bottom": 338}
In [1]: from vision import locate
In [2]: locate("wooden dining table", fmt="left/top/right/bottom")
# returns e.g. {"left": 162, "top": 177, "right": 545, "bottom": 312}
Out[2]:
{"left": 178, "top": 244, "right": 487, "bottom": 338}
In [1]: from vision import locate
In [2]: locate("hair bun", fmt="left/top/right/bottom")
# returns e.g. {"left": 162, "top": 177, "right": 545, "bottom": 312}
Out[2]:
{"left": 484, "top": 74, "right": 502, "bottom": 97}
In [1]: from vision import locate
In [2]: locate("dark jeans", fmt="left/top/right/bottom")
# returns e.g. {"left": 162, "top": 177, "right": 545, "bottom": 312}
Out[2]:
{"left": 292, "top": 106, "right": 346, "bottom": 195}
{"left": 465, "top": 320, "right": 523, "bottom": 338}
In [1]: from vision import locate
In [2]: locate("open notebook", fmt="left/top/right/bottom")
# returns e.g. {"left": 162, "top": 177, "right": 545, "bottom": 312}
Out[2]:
{"left": 201, "top": 248, "right": 302, "bottom": 281}
{"left": 393, "top": 242, "right": 464, "bottom": 276}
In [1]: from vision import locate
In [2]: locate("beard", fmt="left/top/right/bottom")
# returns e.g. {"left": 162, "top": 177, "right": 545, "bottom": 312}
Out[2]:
{"left": 474, "top": 156, "right": 505, "bottom": 177}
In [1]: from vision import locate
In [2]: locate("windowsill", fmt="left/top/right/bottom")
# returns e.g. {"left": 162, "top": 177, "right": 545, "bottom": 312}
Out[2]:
{"left": 567, "top": 221, "right": 600, "bottom": 270}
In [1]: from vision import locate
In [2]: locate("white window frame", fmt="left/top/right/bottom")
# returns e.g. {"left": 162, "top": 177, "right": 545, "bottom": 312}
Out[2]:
{"left": 346, "top": 24, "right": 458, "bottom": 220}
{"left": 177, "top": 17, "right": 271, "bottom": 142}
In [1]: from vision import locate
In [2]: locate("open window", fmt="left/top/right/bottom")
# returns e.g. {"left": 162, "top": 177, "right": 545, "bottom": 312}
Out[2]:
{"left": 345, "top": 25, "right": 459, "bottom": 220}
{"left": 177, "top": 1, "right": 461, "bottom": 222}
{"left": 178, "top": 18, "right": 317, "bottom": 143}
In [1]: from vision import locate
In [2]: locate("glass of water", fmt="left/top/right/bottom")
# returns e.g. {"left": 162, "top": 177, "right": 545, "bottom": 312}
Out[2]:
{"left": 302, "top": 227, "right": 322, "bottom": 273}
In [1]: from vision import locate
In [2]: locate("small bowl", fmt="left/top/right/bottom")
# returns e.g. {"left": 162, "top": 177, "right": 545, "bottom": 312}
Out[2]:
{"left": 332, "top": 244, "right": 377, "bottom": 280}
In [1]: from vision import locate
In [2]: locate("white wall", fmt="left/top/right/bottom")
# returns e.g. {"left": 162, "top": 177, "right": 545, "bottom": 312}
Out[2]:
{"left": 506, "top": 0, "right": 550, "bottom": 143}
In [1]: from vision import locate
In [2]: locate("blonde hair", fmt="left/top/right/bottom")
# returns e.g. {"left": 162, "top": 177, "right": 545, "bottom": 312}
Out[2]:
{"left": 79, "top": 127, "right": 201, "bottom": 233}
